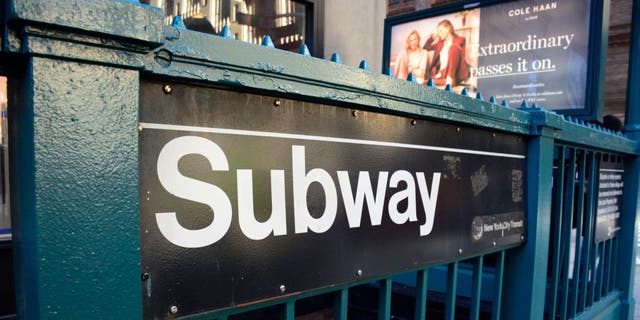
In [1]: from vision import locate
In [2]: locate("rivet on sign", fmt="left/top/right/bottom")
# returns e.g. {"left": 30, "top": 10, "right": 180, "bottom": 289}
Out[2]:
{"left": 352, "top": 110, "right": 358, "bottom": 117}
{"left": 456, "top": 127, "right": 461, "bottom": 132}
{"left": 141, "top": 273, "right": 149, "bottom": 281}
{"left": 492, "top": 241, "right": 497, "bottom": 246}
{"left": 458, "top": 248, "right": 463, "bottom": 254}
{"left": 163, "top": 84, "right": 172, "bottom": 94}
{"left": 274, "top": 99, "right": 281, "bottom": 107}
{"left": 411, "top": 119, "right": 417, "bottom": 126}
{"left": 280, "top": 285, "right": 286, "bottom": 293}
{"left": 521, "top": 236, "right": 525, "bottom": 241}
{"left": 170, "top": 305, "right": 178, "bottom": 314}
{"left": 492, "top": 133, "right": 496, "bottom": 138}
{"left": 357, "top": 269, "right": 363, "bottom": 277}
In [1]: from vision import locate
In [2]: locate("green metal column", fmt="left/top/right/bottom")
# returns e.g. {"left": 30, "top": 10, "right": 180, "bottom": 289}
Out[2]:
{"left": 591, "top": 0, "right": 611, "bottom": 121}
{"left": 10, "top": 57, "right": 141, "bottom": 318}
{"left": 618, "top": 1, "right": 640, "bottom": 318}
{"left": 617, "top": 156, "right": 640, "bottom": 320}
{"left": 3, "top": 0, "right": 163, "bottom": 317}
{"left": 624, "top": 0, "right": 640, "bottom": 133}
{"left": 501, "top": 120, "right": 556, "bottom": 319}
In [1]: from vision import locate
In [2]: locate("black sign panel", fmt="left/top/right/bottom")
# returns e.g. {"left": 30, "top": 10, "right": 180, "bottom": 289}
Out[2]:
{"left": 140, "top": 81, "right": 527, "bottom": 318}
{"left": 595, "top": 158, "right": 624, "bottom": 242}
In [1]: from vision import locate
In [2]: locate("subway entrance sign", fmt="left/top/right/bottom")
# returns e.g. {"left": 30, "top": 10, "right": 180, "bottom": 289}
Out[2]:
{"left": 139, "top": 81, "right": 527, "bottom": 318}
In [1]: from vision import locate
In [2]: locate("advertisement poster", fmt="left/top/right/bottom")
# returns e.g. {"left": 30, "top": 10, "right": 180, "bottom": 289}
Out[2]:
{"left": 388, "top": 0, "right": 590, "bottom": 111}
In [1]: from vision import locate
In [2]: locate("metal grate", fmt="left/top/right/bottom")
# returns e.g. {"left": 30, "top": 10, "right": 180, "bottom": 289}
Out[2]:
{"left": 545, "top": 145, "right": 623, "bottom": 319}
{"left": 200, "top": 250, "right": 508, "bottom": 320}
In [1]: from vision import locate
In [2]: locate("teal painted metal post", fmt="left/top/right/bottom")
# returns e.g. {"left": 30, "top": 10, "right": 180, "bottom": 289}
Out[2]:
{"left": 491, "top": 251, "right": 505, "bottom": 320}
{"left": 501, "top": 128, "right": 555, "bottom": 319}
{"left": 626, "top": 0, "right": 640, "bottom": 131}
{"left": 592, "top": 0, "right": 611, "bottom": 121}
{"left": 560, "top": 148, "right": 577, "bottom": 318}
{"left": 3, "top": 1, "right": 161, "bottom": 318}
{"left": 281, "top": 301, "right": 295, "bottom": 320}
{"left": 444, "top": 262, "right": 458, "bottom": 320}
{"left": 378, "top": 278, "right": 392, "bottom": 320}
{"left": 10, "top": 57, "right": 141, "bottom": 318}
{"left": 470, "top": 256, "right": 483, "bottom": 319}
{"left": 335, "top": 288, "right": 349, "bottom": 320}
{"left": 570, "top": 150, "right": 587, "bottom": 318}
{"left": 414, "top": 268, "right": 428, "bottom": 320}
{"left": 619, "top": 0, "right": 640, "bottom": 318}
{"left": 548, "top": 145, "right": 566, "bottom": 317}
{"left": 617, "top": 154, "right": 640, "bottom": 319}
{"left": 580, "top": 151, "right": 598, "bottom": 310}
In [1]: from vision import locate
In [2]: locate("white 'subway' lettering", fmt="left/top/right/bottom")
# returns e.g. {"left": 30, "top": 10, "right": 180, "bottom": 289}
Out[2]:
{"left": 155, "top": 136, "right": 441, "bottom": 248}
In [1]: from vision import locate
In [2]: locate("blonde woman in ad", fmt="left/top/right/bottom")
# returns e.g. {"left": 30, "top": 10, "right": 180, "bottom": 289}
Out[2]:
{"left": 394, "top": 30, "right": 428, "bottom": 84}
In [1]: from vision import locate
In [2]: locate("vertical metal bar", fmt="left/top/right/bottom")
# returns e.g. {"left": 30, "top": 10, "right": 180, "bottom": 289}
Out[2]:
{"left": 596, "top": 153, "right": 606, "bottom": 302}
{"left": 602, "top": 240, "right": 610, "bottom": 295}
{"left": 378, "top": 278, "right": 392, "bottom": 320}
{"left": 491, "top": 251, "right": 505, "bottom": 320}
{"left": 615, "top": 149, "right": 640, "bottom": 319}
{"left": 470, "top": 256, "right": 484, "bottom": 320}
{"left": 414, "top": 269, "right": 428, "bottom": 320}
{"left": 596, "top": 243, "right": 605, "bottom": 301}
{"left": 589, "top": 0, "right": 610, "bottom": 121}
{"left": 502, "top": 134, "right": 555, "bottom": 320}
{"left": 559, "top": 148, "right": 577, "bottom": 319}
{"left": 334, "top": 288, "right": 348, "bottom": 320}
{"left": 588, "top": 152, "right": 602, "bottom": 306}
{"left": 604, "top": 239, "right": 614, "bottom": 294}
{"left": 588, "top": 241, "right": 598, "bottom": 305}
{"left": 445, "top": 262, "right": 458, "bottom": 320}
{"left": 548, "top": 145, "right": 566, "bottom": 318}
{"left": 621, "top": 2, "right": 640, "bottom": 316}
{"left": 570, "top": 149, "right": 587, "bottom": 317}
{"left": 579, "top": 151, "right": 597, "bottom": 311}
{"left": 280, "top": 300, "right": 295, "bottom": 320}
{"left": 625, "top": 0, "right": 640, "bottom": 129}
{"left": 603, "top": 240, "right": 611, "bottom": 297}
{"left": 610, "top": 237, "right": 619, "bottom": 292}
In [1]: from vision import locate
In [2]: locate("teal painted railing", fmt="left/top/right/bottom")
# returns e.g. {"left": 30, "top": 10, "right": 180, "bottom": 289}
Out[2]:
{"left": 1, "top": 0, "right": 640, "bottom": 319}
{"left": 546, "top": 146, "right": 625, "bottom": 319}
{"left": 178, "top": 251, "right": 507, "bottom": 319}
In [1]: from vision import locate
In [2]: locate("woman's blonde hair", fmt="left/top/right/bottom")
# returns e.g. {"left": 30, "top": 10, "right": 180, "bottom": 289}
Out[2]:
{"left": 404, "top": 30, "right": 421, "bottom": 50}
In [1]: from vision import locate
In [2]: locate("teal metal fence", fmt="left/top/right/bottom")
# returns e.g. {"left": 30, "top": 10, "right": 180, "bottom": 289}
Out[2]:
{"left": 183, "top": 251, "right": 507, "bottom": 319}
{"left": 1, "top": 0, "right": 640, "bottom": 319}
{"left": 546, "top": 146, "right": 625, "bottom": 319}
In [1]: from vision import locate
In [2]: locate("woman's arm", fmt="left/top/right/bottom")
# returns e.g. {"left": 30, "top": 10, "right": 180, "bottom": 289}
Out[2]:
{"left": 394, "top": 50, "right": 408, "bottom": 80}
{"left": 413, "top": 50, "right": 428, "bottom": 81}
{"left": 423, "top": 35, "right": 439, "bottom": 51}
